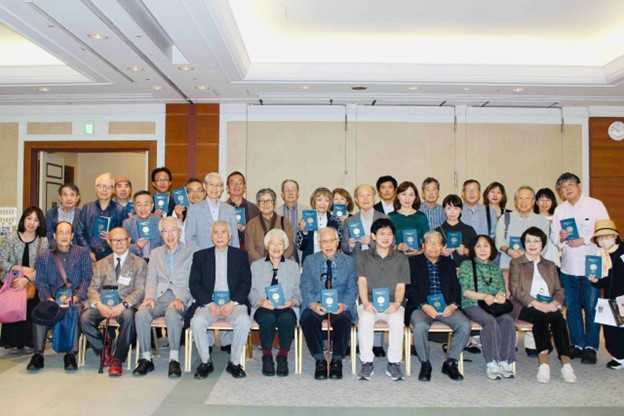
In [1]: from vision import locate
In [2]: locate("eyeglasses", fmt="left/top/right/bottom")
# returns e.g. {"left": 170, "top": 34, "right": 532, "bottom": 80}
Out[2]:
{"left": 187, "top": 188, "right": 205, "bottom": 194}
{"left": 258, "top": 199, "right": 275, "bottom": 205}
{"left": 110, "top": 238, "right": 128, "bottom": 243}
{"left": 154, "top": 178, "right": 170, "bottom": 183}
{"left": 96, "top": 184, "right": 113, "bottom": 190}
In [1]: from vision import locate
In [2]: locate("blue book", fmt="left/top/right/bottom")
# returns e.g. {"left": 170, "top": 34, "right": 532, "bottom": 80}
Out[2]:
{"left": 92, "top": 216, "right": 110, "bottom": 237}
{"left": 536, "top": 294, "right": 553, "bottom": 303}
{"left": 302, "top": 210, "right": 318, "bottom": 232}
{"left": 321, "top": 288, "right": 338, "bottom": 313}
{"left": 154, "top": 193, "right": 170, "bottom": 213}
{"left": 126, "top": 201, "right": 135, "bottom": 215}
{"left": 446, "top": 231, "right": 462, "bottom": 249}
{"left": 55, "top": 287, "right": 73, "bottom": 306}
{"left": 172, "top": 187, "right": 190, "bottom": 208}
{"left": 235, "top": 207, "right": 246, "bottom": 226}
{"left": 137, "top": 219, "right": 155, "bottom": 240}
{"left": 427, "top": 294, "right": 447, "bottom": 314}
{"left": 332, "top": 204, "right": 347, "bottom": 217}
{"left": 560, "top": 218, "right": 580, "bottom": 241}
{"left": 212, "top": 290, "right": 230, "bottom": 306}
{"left": 402, "top": 229, "right": 420, "bottom": 250}
{"left": 347, "top": 220, "right": 365, "bottom": 242}
{"left": 102, "top": 291, "right": 120, "bottom": 307}
{"left": 585, "top": 255, "right": 603, "bottom": 279}
{"left": 372, "top": 287, "right": 390, "bottom": 312}
{"left": 508, "top": 236, "right": 522, "bottom": 251}
{"left": 265, "top": 284, "right": 285, "bottom": 307}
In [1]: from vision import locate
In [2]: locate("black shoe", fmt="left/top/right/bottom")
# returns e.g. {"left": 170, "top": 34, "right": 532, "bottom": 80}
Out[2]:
{"left": 262, "top": 355, "right": 275, "bottom": 376}
{"left": 373, "top": 346, "right": 386, "bottom": 357}
{"left": 329, "top": 359, "right": 343, "bottom": 379}
{"left": 132, "top": 359, "right": 155, "bottom": 376}
{"left": 525, "top": 348, "right": 538, "bottom": 357}
{"left": 194, "top": 361, "right": 214, "bottom": 379}
{"left": 276, "top": 355, "right": 289, "bottom": 377}
{"left": 27, "top": 353, "right": 44, "bottom": 371}
{"left": 221, "top": 345, "right": 232, "bottom": 354}
{"left": 442, "top": 359, "right": 463, "bottom": 381}
{"left": 606, "top": 359, "right": 624, "bottom": 370}
{"left": 168, "top": 360, "right": 182, "bottom": 378}
{"left": 464, "top": 344, "right": 481, "bottom": 354}
{"left": 568, "top": 346, "right": 583, "bottom": 359}
{"left": 314, "top": 359, "right": 328, "bottom": 380}
{"left": 64, "top": 353, "right": 77, "bottom": 371}
{"left": 581, "top": 348, "right": 597, "bottom": 365}
{"left": 411, "top": 345, "right": 418, "bottom": 357}
{"left": 226, "top": 361, "right": 246, "bottom": 378}
{"left": 418, "top": 361, "right": 432, "bottom": 381}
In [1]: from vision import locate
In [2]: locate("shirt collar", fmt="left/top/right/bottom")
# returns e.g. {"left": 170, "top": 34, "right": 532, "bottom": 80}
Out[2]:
{"left": 264, "top": 255, "right": 285, "bottom": 263}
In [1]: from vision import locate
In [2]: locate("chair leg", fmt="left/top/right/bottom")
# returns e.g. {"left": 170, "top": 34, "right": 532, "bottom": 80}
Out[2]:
{"left": 351, "top": 325, "right": 357, "bottom": 375}
{"left": 294, "top": 326, "right": 301, "bottom": 374}
{"left": 404, "top": 326, "right": 411, "bottom": 376}
{"left": 459, "top": 351, "right": 464, "bottom": 375}
{"left": 152, "top": 327, "right": 160, "bottom": 357}
{"left": 445, "top": 332, "right": 452, "bottom": 360}
{"left": 297, "top": 326, "right": 303, "bottom": 375}
{"left": 246, "top": 332, "right": 253, "bottom": 359}
{"left": 240, "top": 343, "right": 246, "bottom": 371}
{"left": 185, "top": 328, "right": 192, "bottom": 372}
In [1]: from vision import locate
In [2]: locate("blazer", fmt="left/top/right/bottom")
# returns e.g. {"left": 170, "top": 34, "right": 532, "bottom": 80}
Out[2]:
{"left": 244, "top": 214, "right": 295, "bottom": 264}
{"left": 123, "top": 214, "right": 164, "bottom": 258}
{"left": 75, "top": 199, "right": 127, "bottom": 254}
{"left": 373, "top": 201, "right": 385, "bottom": 214}
{"left": 0, "top": 233, "right": 49, "bottom": 283}
{"left": 144, "top": 242, "right": 197, "bottom": 306}
{"left": 88, "top": 251, "right": 147, "bottom": 307}
{"left": 300, "top": 251, "right": 358, "bottom": 318}
{"left": 340, "top": 210, "right": 388, "bottom": 256}
{"left": 184, "top": 199, "right": 240, "bottom": 249}
{"left": 509, "top": 255, "right": 564, "bottom": 320}
{"left": 188, "top": 246, "right": 251, "bottom": 308}
{"left": 295, "top": 212, "right": 344, "bottom": 265}
{"left": 45, "top": 207, "right": 81, "bottom": 249}
{"left": 34, "top": 245, "right": 93, "bottom": 302}
{"left": 249, "top": 257, "right": 302, "bottom": 320}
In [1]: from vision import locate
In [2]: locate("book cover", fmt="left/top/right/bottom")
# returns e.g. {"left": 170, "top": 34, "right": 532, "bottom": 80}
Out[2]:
{"left": 55, "top": 287, "right": 73, "bottom": 306}
{"left": 265, "top": 284, "right": 285, "bottom": 307}
{"left": 235, "top": 207, "right": 246, "bottom": 226}
{"left": 427, "top": 294, "right": 447, "bottom": 314}
{"left": 153, "top": 193, "right": 170, "bottom": 213}
{"left": 172, "top": 187, "right": 190, "bottom": 208}
{"left": 126, "top": 201, "right": 135, "bottom": 215}
{"left": 585, "top": 255, "right": 603, "bottom": 279}
{"left": 508, "top": 236, "right": 522, "bottom": 251}
{"left": 302, "top": 210, "right": 318, "bottom": 232}
{"left": 347, "top": 220, "right": 365, "bottom": 242}
{"left": 536, "top": 294, "right": 553, "bottom": 303}
{"left": 372, "top": 287, "right": 390, "bottom": 312}
{"left": 102, "top": 290, "right": 120, "bottom": 307}
{"left": 402, "top": 229, "right": 420, "bottom": 250}
{"left": 321, "top": 288, "right": 338, "bottom": 313}
{"left": 332, "top": 204, "right": 347, "bottom": 218}
{"left": 137, "top": 219, "right": 154, "bottom": 240}
{"left": 92, "top": 216, "right": 110, "bottom": 237}
{"left": 446, "top": 231, "right": 462, "bottom": 249}
{"left": 212, "top": 290, "right": 230, "bottom": 306}
{"left": 560, "top": 218, "right": 580, "bottom": 241}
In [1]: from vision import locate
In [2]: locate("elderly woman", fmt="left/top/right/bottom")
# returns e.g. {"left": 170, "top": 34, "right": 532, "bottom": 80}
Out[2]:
{"left": 509, "top": 226, "right": 576, "bottom": 383}
{"left": 249, "top": 229, "right": 302, "bottom": 377}
{"left": 245, "top": 188, "right": 295, "bottom": 264}
{"left": 0, "top": 206, "right": 49, "bottom": 353}
{"left": 459, "top": 235, "right": 516, "bottom": 380}
{"left": 332, "top": 188, "right": 354, "bottom": 223}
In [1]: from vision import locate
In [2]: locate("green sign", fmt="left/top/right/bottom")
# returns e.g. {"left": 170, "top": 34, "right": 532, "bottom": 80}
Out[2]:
{"left": 84, "top": 123, "right": 95, "bottom": 135}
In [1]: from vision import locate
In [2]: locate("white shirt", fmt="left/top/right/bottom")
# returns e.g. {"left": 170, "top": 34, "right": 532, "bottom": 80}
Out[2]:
{"left": 381, "top": 201, "right": 394, "bottom": 215}
{"left": 529, "top": 258, "right": 550, "bottom": 299}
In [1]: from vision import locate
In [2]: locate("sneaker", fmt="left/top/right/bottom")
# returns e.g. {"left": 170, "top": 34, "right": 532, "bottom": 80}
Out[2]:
{"left": 536, "top": 363, "right": 550, "bottom": 383}
{"left": 386, "top": 362, "right": 404, "bottom": 381}
{"left": 486, "top": 361, "right": 501, "bottom": 380}
{"left": 358, "top": 361, "right": 374, "bottom": 380}
{"left": 23, "top": 346, "right": 34, "bottom": 354}
{"left": 606, "top": 359, "right": 624, "bottom": 370}
{"left": 7, "top": 347, "right": 19, "bottom": 354}
{"left": 498, "top": 361, "right": 515, "bottom": 378}
{"left": 561, "top": 364, "right": 577, "bottom": 383}
{"left": 581, "top": 348, "right": 597, "bottom": 365}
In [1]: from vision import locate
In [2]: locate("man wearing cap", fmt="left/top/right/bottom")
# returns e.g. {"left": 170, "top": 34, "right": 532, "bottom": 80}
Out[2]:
{"left": 27, "top": 221, "right": 93, "bottom": 371}
{"left": 373, "top": 175, "right": 397, "bottom": 215}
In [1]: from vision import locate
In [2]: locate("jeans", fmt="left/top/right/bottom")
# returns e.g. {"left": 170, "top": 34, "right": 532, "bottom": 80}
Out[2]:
{"left": 560, "top": 272, "right": 600, "bottom": 350}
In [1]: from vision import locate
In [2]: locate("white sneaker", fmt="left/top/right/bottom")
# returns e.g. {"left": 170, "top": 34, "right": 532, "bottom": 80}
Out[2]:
{"left": 536, "top": 363, "right": 550, "bottom": 383}
{"left": 498, "top": 361, "right": 515, "bottom": 378}
{"left": 561, "top": 364, "right": 577, "bottom": 383}
{"left": 486, "top": 361, "right": 501, "bottom": 380}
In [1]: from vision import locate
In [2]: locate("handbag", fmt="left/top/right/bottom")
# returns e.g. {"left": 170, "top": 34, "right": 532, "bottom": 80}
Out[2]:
{"left": 25, "top": 237, "right": 43, "bottom": 300}
{"left": 0, "top": 269, "right": 27, "bottom": 323}
{"left": 51, "top": 249, "right": 79, "bottom": 353}
{"left": 472, "top": 260, "right": 513, "bottom": 317}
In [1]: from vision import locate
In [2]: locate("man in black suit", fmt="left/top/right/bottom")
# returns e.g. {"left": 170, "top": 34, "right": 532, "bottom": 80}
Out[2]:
{"left": 373, "top": 175, "right": 397, "bottom": 215}
{"left": 189, "top": 220, "right": 252, "bottom": 379}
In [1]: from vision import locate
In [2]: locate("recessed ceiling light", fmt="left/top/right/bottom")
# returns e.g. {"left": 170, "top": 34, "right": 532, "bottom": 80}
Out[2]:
{"left": 177, "top": 65, "right": 195, "bottom": 71}
{"left": 151, "top": 85, "right": 164, "bottom": 91}
{"left": 407, "top": 86, "right": 420, "bottom": 91}
{"left": 352, "top": 86, "right": 367, "bottom": 91}
{"left": 195, "top": 85, "right": 210, "bottom": 90}
{"left": 87, "top": 33, "right": 108, "bottom": 40}
{"left": 38, "top": 87, "right": 52, "bottom": 92}
{"left": 512, "top": 87, "right": 525, "bottom": 92}
{"left": 299, "top": 84, "right": 312, "bottom": 90}
{"left": 127, "top": 66, "right": 144, "bottom": 72}
{"left": 463, "top": 87, "right": 470, "bottom": 91}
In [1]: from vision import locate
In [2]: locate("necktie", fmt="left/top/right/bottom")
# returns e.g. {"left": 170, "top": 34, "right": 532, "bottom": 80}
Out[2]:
{"left": 325, "top": 259, "right": 333, "bottom": 289}
{"left": 115, "top": 257, "right": 121, "bottom": 278}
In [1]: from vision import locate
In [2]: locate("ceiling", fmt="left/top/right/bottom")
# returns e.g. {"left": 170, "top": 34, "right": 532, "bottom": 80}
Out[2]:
{"left": 2, "top": 0, "right": 624, "bottom": 108}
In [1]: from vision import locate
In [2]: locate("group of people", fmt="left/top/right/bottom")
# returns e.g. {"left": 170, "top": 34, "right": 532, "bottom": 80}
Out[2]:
{"left": 1, "top": 168, "right": 622, "bottom": 385}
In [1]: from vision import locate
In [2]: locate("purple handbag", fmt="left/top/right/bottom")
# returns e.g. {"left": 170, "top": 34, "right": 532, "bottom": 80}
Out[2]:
{"left": 0, "top": 270, "right": 27, "bottom": 323}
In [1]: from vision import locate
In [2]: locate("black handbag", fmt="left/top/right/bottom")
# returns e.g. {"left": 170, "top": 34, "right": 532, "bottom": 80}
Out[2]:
{"left": 472, "top": 260, "right": 513, "bottom": 317}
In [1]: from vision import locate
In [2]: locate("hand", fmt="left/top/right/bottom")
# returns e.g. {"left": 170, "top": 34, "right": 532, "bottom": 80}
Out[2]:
{"left": 397, "top": 242, "right": 409, "bottom": 252}
{"left": 588, "top": 275, "right": 599, "bottom": 283}
{"left": 457, "top": 244, "right": 468, "bottom": 256}
{"left": 483, "top": 294, "right": 496, "bottom": 305}
{"left": 237, "top": 224, "right": 246, "bottom": 232}
{"left": 136, "top": 238, "right": 147, "bottom": 249}
{"left": 567, "top": 238, "right": 585, "bottom": 248}
{"left": 208, "top": 302, "right": 221, "bottom": 316}
{"left": 221, "top": 301, "right": 235, "bottom": 316}
{"left": 277, "top": 300, "right": 295, "bottom": 309}
{"left": 259, "top": 299, "right": 274, "bottom": 310}
{"left": 100, "top": 231, "right": 110, "bottom": 240}
{"left": 338, "top": 215, "right": 348, "bottom": 223}
{"left": 10, "top": 277, "right": 30, "bottom": 290}
{"left": 360, "top": 235, "right": 372, "bottom": 246}
{"left": 494, "top": 293, "right": 507, "bottom": 304}
{"left": 441, "top": 304, "right": 457, "bottom": 318}
{"left": 109, "top": 303, "right": 126, "bottom": 318}
{"left": 348, "top": 238, "right": 356, "bottom": 249}
{"left": 169, "top": 299, "right": 185, "bottom": 312}
{"left": 507, "top": 249, "right": 524, "bottom": 259}
{"left": 421, "top": 304, "right": 439, "bottom": 319}
{"left": 559, "top": 229, "right": 569, "bottom": 243}
{"left": 405, "top": 249, "right": 422, "bottom": 256}
{"left": 311, "top": 303, "right": 325, "bottom": 316}
{"left": 531, "top": 300, "right": 550, "bottom": 313}
{"left": 298, "top": 219, "right": 306, "bottom": 232}
{"left": 384, "top": 302, "right": 401, "bottom": 314}
{"left": 140, "top": 298, "right": 156, "bottom": 310}
{"left": 90, "top": 252, "right": 97, "bottom": 262}
{"left": 174, "top": 205, "right": 185, "bottom": 219}
{"left": 67, "top": 295, "right": 79, "bottom": 305}
{"left": 442, "top": 247, "right": 454, "bottom": 257}
{"left": 547, "top": 302, "right": 560, "bottom": 313}
{"left": 333, "top": 303, "right": 347, "bottom": 315}
{"left": 96, "top": 302, "right": 112, "bottom": 318}
{"left": 21, "top": 266, "right": 36, "bottom": 279}
{"left": 363, "top": 302, "right": 377, "bottom": 314}
{"left": 154, "top": 209, "right": 165, "bottom": 217}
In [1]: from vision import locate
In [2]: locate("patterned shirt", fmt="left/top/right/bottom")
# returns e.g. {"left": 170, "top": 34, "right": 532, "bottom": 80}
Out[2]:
{"left": 426, "top": 258, "right": 442, "bottom": 295}
{"left": 419, "top": 203, "right": 446, "bottom": 230}
{"left": 458, "top": 258, "right": 506, "bottom": 308}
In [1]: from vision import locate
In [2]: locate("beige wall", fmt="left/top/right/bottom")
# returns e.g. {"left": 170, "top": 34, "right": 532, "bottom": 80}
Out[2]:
{"left": 0, "top": 123, "right": 19, "bottom": 207}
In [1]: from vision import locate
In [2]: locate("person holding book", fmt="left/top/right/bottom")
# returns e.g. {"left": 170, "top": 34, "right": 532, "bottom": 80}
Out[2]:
{"left": 588, "top": 219, "right": 624, "bottom": 369}
{"left": 226, "top": 171, "right": 259, "bottom": 251}
{"left": 277, "top": 179, "right": 309, "bottom": 264}
{"left": 249, "top": 228, "right": 301, "bottom": 376}
{"left": 389, "top": 181, "right": 429, "bottom": 256}
{"left": 299, "top": 227, "right": 358, "bottom": 380}
{"left": 123, "top": 190, "right": 164, "bottom": 262}
{"left": 406, "top": 230, "right": 471, "bottom": 381}
{"left": 45, "top": 183, "right": 82, "bottom": 249}
{"left": 461, "top": 179, "right": 497, "bottom": 239}
{"left": 332, "top": 188, "right": 354, "bottom": 223}
{"left": 419, "top": 177, "right": 446, "bottom": 230}
{"left": 80, "top": 227, "right": 147, "bottom": 377}
{"left": 356, "top": 218, "right": 410, "bottom": 381}
{"left": 550, "top": 172, "right": 609, "bottom": 365}
{"left": 458, "top": 235, "right": 516, "bottom": 380}
{"left": 27, "top": 221, "right": 92, "bottom": 371}
{"left": 150, "top": 166, "right": 179, "bottom": 218}
{"left": 509, "top": 226, "right": 576, "bottom": 383}
{"left": 434, "top": 194, "right": 477, "bottom": 268}
{"left": 373, "top": 175, "right": 397, "bottom": 215}
{"left": 534, "top": 188, "right": 561, "bottom": 267}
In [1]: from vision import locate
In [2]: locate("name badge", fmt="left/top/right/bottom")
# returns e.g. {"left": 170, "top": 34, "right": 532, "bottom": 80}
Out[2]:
{"left": 117, "top": 275, "right": 132, "bottom": 286}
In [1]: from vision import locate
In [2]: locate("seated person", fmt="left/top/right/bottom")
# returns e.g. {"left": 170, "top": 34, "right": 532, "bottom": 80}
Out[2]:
{"left": 123, "top": 190, "right": 164, "bottom": 262}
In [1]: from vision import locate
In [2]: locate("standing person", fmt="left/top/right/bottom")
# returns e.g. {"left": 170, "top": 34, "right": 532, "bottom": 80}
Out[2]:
{"left": 389, "top": 181, "right": 429, "bottom": 256}
{"left": 461, "top": 179, "right": 497, "bottom": 238}
{"left": 483, "top": 181, "right": 511, "bottom": 224}
{"left": 550, "top": 172, "right": 609, "bottom": 364}
{"left": 0, "top": 206, "right": 48, "bottom": 353}
{"left": 180, "top": 177, "right": 206, "bottom": 221}
{"left": 122, "top": 190, "right": 164, "bottom": 262}
{"left": 277, "top": 179, "right": 309, "bottom": 264}
{"left": 226, "top": 171, "right": 259, "bottom": 251}
{"left": 434, "top": 195, "right": 477, "bottom": 268}
{"left": 419, "top": 177, "right": 446, "bottom": 230}
{"left": 45, "top": 183, "right": 81, "bottom": 250}
{"left": 373, "top": 175, "right": 397, "bottom": 215}
{"left": 113, "top": 176, "right": 133, "bottom": 209}
{"left": 332, "top": 188, "right": 354, "bottom": 224}
{"left": 151, "top": 167, "right": 179, "bottom": 218}
{"left": 534, "top": 188, "right": 561, "bottom": 267}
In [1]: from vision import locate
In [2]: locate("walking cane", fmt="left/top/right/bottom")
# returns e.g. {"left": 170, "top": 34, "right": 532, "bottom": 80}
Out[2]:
{"left": 98, "top": 317, "right": 111, "bottom": 374}
{"left": 323, "top": 272, "right": 332, "bottom": 378}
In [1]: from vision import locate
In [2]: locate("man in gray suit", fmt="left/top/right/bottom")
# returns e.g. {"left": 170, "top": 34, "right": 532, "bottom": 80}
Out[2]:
{"left": 184, "top": 172, "right": 240, "bottom": 249}
{"left": 133, "top": 217, "right": 197, "bottom": 378}
{"left": 276, "top": 179, "right": 309, "bottom": 263}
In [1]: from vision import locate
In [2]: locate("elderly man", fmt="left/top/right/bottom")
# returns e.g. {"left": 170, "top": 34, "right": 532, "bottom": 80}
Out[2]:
{"left": 461, "top": 179, "right": 497, "bottom": 239}
{"left": 550, "top": 172, "right": 609, "bottom": 365}
{"left": 27, "top": 221, "right": 93, "bottom": 371}
{"left": 80, "top": 227, "right": 147, "bottom": 376}
{"left": 419, "top": 177, "right": 446, "bottom": 230}
{"left": 226, "top": 171, "right": 259, "bottom": 251}
{"left": 133, "top": 217, "right": 196, "bottom": 377}
{"left": 75, "top": 173, "right": 128, "bottom": 261}
{"left": 45, "top": 183, "right": 82, "bottom": 250}
{"left": 373, "top": 175, "right": 397, "bottom": 215}
{"left": 189, "top": 220, "right": 252, "bottom": 379}
{"left": 277, "top": 179, "right": 309, "bottom": 264}
{"left": 123, "top": 190, "right": 164, "bottom": 262}
{"left": 185, "top": 172, "right": 240, "bottom": 249}
{"left": 356, "top": 218, "right": 410, "bottom": 381}
{"left": 300, "top": 227, "right": 358, "bottom": 380}
{"left": 496, "top": 186, "right": 549, "bottom": 269}
{"left": 406, "top": 230, "right": 471, "bottom": 381}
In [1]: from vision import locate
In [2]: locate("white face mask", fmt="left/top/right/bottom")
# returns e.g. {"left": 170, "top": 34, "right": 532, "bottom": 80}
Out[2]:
{"left": 598, "top": 236, "right": 616, "bottom": 250}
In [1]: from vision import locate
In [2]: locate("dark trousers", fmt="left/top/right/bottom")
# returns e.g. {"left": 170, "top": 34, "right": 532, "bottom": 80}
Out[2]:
{"left": 34, "top": 303, "right": 84, "bottom": 354}
{"left": 1, "top": 295, "right": 38, "bottom": 349}
{"left": 80, "top": 307, "right": 136, "bottom": 362}
{"left": 604, "top": 325, "right": 624, "bottom": 360}
{"left": 254, "top": 307, "right": 297, "bottom": 352}
{"left": 300, "top": 308, "right": 352, "bottom": 361}
{"left": 519, "top": 307, "right": 570, "bottom": 358}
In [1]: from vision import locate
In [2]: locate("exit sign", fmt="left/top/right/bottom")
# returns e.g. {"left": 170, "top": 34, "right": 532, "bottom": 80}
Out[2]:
{"left": 84, "top": 123, "right": 95, "bottom": 135}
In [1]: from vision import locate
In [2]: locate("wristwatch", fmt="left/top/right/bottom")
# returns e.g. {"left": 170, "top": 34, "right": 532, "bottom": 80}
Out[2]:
{"left": 122, "top": 301, "right": 130, "bottom": 309}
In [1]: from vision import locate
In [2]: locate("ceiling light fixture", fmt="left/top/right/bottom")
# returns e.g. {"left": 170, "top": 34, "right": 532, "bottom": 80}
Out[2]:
{"left": 299, "top": 85, "right": 312, "bottom": 90}
{"left": 177, "top": 65, "right": 195, "bottom": 71}
{"left": 352, "top": 86, "right": 367, "bottom": 91}
{"left": 512, "top": 87, "right": 525, "bottom": 92}
{"left": 407, "top": 86, "right": 420, "bottom": 91}
{"left": 87, "top": 33, "right": 108, "bottom": 40}
{"left": 37, "top": 87, "right": 52, "bottom": 92}
{"left": 463, "top": 87, "right": 470, "bottom": 91}
{"left": 127, "top": 66, "right": 144, "bottom": 72}
{"left": 195, "top": 85, "right": 210, "bottom": 90}
{"left": 151, "top": 85, "right": 164, "bottom": 91}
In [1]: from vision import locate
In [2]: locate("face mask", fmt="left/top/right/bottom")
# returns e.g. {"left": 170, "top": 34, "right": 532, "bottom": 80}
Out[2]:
{"left": 598, "top": 236, "right": 616, "bottom": 249}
